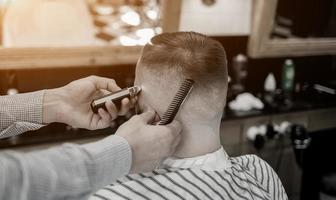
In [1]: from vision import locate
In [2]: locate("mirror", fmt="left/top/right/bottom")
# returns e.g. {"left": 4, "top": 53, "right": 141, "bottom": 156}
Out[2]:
{"left": 0, "top": 0, "right": 181, "bottom": 69}
{"left": 248, "top": 0, "right": 336, "bottom": 58}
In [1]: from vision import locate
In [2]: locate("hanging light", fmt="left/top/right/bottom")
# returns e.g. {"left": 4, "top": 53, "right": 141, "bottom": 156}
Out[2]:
{"left": 119, "top": 35, "right": 137, "bottom": 46}
{"left": 121, "top": 11, "right": 140, "bottom": 26}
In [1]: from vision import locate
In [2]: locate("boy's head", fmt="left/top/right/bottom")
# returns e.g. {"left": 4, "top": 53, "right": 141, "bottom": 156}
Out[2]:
{"left": 135, "top": 32, "right": 228, "bottom": 124}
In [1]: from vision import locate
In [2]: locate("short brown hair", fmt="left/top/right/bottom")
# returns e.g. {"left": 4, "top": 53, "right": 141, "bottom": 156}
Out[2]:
{"left": 138, "top": 32, "right": 227, "bottom": 88}
{"left": 136, "top": 32, "right": 228, "bottom": 118}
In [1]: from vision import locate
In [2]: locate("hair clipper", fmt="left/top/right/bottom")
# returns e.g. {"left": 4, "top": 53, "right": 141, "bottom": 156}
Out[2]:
{"left": 91, "top": 86, "right": 141, "bottom": 113}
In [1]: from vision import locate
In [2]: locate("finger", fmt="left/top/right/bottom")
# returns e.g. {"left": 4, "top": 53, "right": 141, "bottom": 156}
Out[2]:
{"left": 89, "top": 114, "right": 100, "bottom": 130}
{"left": 90, "top": 76, "right": 121, "bottom": 92}
{"left": 91, "top": 89, "right": 111, "bottom": 101}
{"left": 100, "top": 89, "right": 111, "bottom": 95}
{"left": 110, "top": 121, "right": 118, "bottom": 129}
{"left": 166, "top": 120, "right": 182, "bottom": 138}
{"left": 130, "top": 97, "right": 137, "bottom": 108}
{"left": 119, "top": 98, "right": 131, "bottom": 116}
{"left": 105, "top": 101, "right": 118, "bottom": 120}
{"left": 138, "top": 110, "right": 156, "bottom": 124}
{"left": 98, "top": 108, "right": 111, "bottom": 126}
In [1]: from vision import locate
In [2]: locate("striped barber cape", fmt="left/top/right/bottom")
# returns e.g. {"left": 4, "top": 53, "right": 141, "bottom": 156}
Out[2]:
{"left": 90, "top": 147, "right": 288, "bottom": 200}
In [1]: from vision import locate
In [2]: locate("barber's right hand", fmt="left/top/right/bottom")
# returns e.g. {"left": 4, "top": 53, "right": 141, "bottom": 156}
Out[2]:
{"left": 43, "top": 76, "right": 134, "bottom": 130}
{"left": 116, "top": 110, "right": 182, "bottom": 173}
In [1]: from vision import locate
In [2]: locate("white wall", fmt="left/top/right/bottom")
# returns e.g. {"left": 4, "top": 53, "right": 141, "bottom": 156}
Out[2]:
{"left": 179, "top": 0, "right": 252, "bottom": 36}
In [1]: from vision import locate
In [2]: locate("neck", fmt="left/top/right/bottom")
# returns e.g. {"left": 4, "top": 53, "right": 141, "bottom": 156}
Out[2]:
{"left": 172, "top": 120, "right": 221, "bottom": 158}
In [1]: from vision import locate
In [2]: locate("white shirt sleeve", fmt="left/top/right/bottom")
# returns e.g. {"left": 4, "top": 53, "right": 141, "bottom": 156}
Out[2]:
{"left": 0, "top": 90, "right": 132, "bottom": 199}
{"left": 0, "top": 135, "right": 132, "bottom": 200}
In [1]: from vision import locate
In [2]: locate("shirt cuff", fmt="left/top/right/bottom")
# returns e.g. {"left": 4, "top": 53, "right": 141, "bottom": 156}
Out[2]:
{"left": 1, "top": 90, "right": 45, "bottom": 125}
{"left": 81, "top": 135, "right": 132, "bottom": 190}
{"left": 0, "top": 90, "right": 45, "bottom": 137}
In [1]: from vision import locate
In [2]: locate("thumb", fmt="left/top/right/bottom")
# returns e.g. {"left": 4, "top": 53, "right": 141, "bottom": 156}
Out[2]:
{"left": 139, "top": 110, "right": 156, "bottom": 124}
{"left": 166, "top": 120, "right": 182, "bottom": 137}
{"left": 90, "top": 76, "right": 121, "bottom": 92}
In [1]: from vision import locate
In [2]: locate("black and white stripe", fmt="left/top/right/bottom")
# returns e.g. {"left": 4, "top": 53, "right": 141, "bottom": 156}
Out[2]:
{"left": 91, "top": 155, "right": 288, "bottom": 200}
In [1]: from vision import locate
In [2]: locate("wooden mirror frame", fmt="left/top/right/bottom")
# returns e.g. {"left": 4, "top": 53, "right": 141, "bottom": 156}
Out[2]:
{"left": 248, "top": 0, "right": 336, "bottom": 58}
{"left": 0, "top": 0, "right": 182, "bottom": 69}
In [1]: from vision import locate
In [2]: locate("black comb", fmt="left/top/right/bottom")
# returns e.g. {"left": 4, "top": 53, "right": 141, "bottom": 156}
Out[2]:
{"left": 158, "top": 79, "right": 194, "bottom": 125}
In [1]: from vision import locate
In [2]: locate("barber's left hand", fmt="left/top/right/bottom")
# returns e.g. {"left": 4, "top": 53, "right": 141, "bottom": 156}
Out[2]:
{"left": 43, "top": 75, "right": 134, "bottom": 130}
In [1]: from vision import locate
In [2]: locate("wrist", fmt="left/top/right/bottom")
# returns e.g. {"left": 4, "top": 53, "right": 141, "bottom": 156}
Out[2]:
{"left": 81, "top": 135, "right": 132, "bottom": 187}
{"left": 42, "top": 87, "right": 66, "bottom": 124}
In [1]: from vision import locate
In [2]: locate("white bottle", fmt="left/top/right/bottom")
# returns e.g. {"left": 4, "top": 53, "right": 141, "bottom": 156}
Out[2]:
{"left": 264, "top": 73, "right": 276, "bottom": 92}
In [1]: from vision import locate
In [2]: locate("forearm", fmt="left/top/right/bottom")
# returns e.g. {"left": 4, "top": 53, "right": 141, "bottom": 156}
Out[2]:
{"left": 0, "top": 135, "right": 132, "bottom": 200}
{"left": 0, "top": 90, "right": 45, "bottom": 138}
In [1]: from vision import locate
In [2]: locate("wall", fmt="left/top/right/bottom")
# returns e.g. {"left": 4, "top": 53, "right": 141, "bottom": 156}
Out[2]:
{"left": 0, "top": 36, "right": 335, "bottom": 95}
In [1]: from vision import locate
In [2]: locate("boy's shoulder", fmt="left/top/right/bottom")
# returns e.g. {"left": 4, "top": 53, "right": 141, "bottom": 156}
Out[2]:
{"left": 230, "top": 154, "right": 288, "bottom": 200}
{"left": 230, "top": 154, "right": 269, "bottom": 168}
{"left": 229, "top": 154, "right": 275, "bottom": 183}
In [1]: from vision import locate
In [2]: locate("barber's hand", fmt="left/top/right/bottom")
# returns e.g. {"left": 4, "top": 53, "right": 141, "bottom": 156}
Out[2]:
{"left": 43, "top": 76, "right": 134, "bottom": 130}
{"left": 116, "top": 110, "right": 182, "bottom": 173}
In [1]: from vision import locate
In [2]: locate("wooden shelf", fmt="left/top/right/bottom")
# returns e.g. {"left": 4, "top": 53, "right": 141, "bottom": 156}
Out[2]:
{"left": 0, "top": 46, "right": 142, "bottom": 70}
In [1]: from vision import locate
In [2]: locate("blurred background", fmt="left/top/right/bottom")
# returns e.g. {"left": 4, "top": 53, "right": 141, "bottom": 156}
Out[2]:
{"left": 0, "top": 0, "right": 335, "bottom": 199}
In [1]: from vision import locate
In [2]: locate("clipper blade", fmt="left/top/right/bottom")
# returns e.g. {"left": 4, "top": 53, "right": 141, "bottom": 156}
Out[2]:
{"left": 158, "top": 79, "right": 194, "bottom": 125}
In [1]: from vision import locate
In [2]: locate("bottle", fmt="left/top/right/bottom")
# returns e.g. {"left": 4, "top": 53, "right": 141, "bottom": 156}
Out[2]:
{"left": 281, "top": 59, "right": 295, "bottom": 94}
{"left": 231, "top": 54, "right": 248, "bottom": 94}
{"left": 264, "top": 73, "right": 276, "bottom": 92}
{"left": 6, "top": 71, "right": 19, "bottom": 95}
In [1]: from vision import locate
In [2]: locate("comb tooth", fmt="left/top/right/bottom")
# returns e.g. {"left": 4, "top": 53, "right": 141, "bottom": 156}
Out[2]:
{"left": 158, "top": 79, "right": 194, "bottom": 125}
